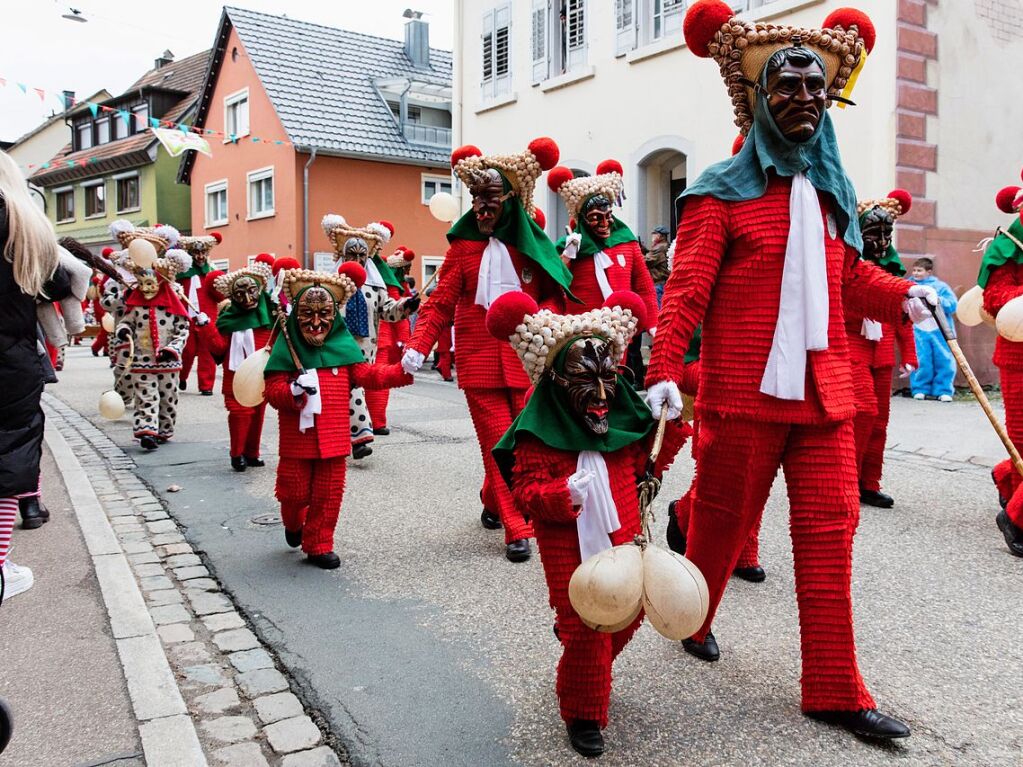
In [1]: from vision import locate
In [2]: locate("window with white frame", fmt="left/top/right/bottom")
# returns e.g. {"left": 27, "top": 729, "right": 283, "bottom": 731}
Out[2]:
{"left": 76, "top": 122, "right": 93, "bottom": 151}
{"left": 531, "top": 0, "right": 587, "bottom": 82}
{"left": 225, "top": 89, "right": 250, "bottom": 140}
{"left": 83, "top": 181, "right": 106, "bottom": 218}
{"left": 113, "top": 113, "right": 128, "bottom": 140}
{"left": 421, "top": 174, "right": 453, "bottom": 204}
{"left": 132, "top": 103, "right": 149, "bottom": 134}
{"left": 55, "top": 187, "right": 75, "bottom": 223}
{"left": 614, "top": 0, "right": 686, "bottom": 55}
{"left": 422, "top": 257, "right": 443, "bottom": 286}
{"left": 481, "top": 5, "right": 512, "bottom": 102}
{"left": 247, "top": 168, "right": 274, "bottom": 220}
{"left": 211, "top": 258, "right": 230, "bottom": 272}
{"left": 205, "top": 180, "right": 228, "bottom": 226}
{"left": 96, "top": 117, "right": 110, "bottom": 145}
{"left": 115, "top": 173, "right": 140, "bottom": 213}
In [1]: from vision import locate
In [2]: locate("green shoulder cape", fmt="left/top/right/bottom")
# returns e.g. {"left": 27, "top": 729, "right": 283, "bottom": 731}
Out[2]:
{"left": 216, "top": 292, "right": 275, "bottom": 334}
{"left": 978, "top": 218, "right": 1023, "bottom": 289}
{"left": 554, "top": 214, "right": 637, "bottom": 259}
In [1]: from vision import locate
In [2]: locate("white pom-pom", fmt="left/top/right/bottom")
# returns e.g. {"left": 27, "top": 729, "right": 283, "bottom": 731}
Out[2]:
{"left": 321, "top": 214, "right": 347, "bottom": 235}
{"left": 109, "top": 219, "right": 135, "bottom": 237}
{"left": 366, "top": 222, "right": 391, "bottom": 243}
{"left": 153, "top": 224, "right": 180, "bottom": 248}
{"left": 164, "top": 248, "right": 192, "bottom": 274}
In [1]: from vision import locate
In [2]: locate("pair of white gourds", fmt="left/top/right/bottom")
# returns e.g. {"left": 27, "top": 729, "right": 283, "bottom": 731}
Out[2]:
{"left": 958, "top": 284, "right": 1023, "bottom": 342}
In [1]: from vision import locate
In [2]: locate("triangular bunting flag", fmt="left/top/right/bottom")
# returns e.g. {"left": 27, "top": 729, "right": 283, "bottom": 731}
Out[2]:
{"left": 34, "top": 88, "right": 45, "bottom": 101}
{"left": 16, "top": 83, "right": 27, "bottom": 94}
{"left": 88, "top": 102, "right": 99, "bottom": 118}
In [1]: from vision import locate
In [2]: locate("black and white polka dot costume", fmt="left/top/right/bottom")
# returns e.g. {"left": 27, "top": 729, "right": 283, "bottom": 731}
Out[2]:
{"left": 100, "top": 279, "right": 134, "bottom": 405}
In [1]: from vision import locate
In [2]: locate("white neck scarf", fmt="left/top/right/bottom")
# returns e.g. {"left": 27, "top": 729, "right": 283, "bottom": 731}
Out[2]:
{"left": 186, "top": 275, "right": 201, "bottom": 319}
{"left": 475, "top": 237, "right": 521, "bottom": 309}
{"left": 760, "top": 173, "right": 830, "bottom": 401}
{"left": 861, "top": 319, "right": 883, "bottom": 341}
{"left": 593, "top": 251, "right": 614, "bottom": 300}
{"left": 365, "top": 259, "right": 385, "bottom": 289}
{"left": 298, "top": 369, "right": 322, "bottom": 433}
{"left": 575, "top": 451, "right": 621, "bottom": 561}
{"left": 228, "top": 328, "right": 256, "bottom": 371}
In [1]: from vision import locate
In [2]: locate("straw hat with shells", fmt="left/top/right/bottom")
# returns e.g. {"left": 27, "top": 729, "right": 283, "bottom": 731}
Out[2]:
{"left": 386, "top": 247, "right": 415, "bottom": 270}
{"left": 109, "top": 219, "right": 181, "bottom": 255}
{"left": 857, "top": 189, "right": 913, "bottom": 220}
{"left": 213, "top": 262, "right": 273, "bottom": 300}
{"left": 450, "top": 137, "right": 560, "bottom": 216}
{"left": 321, "top": 214, "right": 391, "bottom": 259}
{"left": 547, "top": 160, "right": 626, "bottom": 221}
{"left": 280, "top": 266, "right": 364, "bottom": 308}
{"left": 178, "top": 232, "right": 223, "bottom": 258}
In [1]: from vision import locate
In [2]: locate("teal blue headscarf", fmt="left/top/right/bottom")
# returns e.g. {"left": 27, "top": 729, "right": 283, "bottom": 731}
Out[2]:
{"left": 681, "top": 49, "right": 862, "bottom": 252}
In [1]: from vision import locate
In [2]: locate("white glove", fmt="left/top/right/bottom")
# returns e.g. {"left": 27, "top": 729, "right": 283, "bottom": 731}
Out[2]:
{"left": 195, "top": 311, "right": 210, "bottom": 327}
{"left": 645, "top": 380, "right": 683, "bottom": 421}
{"left": 899, "top": 363, "right": 915, "bottom": 378}
{"left": 290, "top": 372, "right": 318, "bottom": 397}
{"left": 647, "top": 325, "right": 656, "bottom": 338}
{"left": 904, "top": 285, "right": 939, "bottom": 325}
{"left": 562, "top": 232, "right": 582, "bottom": 260}
{"left": 567, "top": 469, "right": 595, "bottom": 505}
{"left": 402, "top": 348, "right": 425, "bottom": 375}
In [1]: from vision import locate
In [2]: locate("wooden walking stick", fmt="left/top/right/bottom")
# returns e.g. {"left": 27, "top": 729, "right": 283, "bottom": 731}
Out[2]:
{"left": 930, "top": 303, "right": 1023, "bottom": 475}
{"left": 274, "top": 305, "right": 318, "bottom": 395}
{"left": 637, "top": 405, "right": 670, "bottom": 543}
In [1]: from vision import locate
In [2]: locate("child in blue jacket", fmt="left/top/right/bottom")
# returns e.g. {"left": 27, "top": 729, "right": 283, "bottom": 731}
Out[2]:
{"left": 909, "top": 258, "right": 958, "bottom": 401}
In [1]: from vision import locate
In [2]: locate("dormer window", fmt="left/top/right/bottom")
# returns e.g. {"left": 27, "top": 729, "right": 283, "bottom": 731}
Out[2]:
{"left": 96, "top": 117, "right": 110, "bottom": 145}
{"left": 76, "top": 123, "right": 93, "bottom": 151}
{"left": 133, "top": 103, "right": 150, "bottom": 134}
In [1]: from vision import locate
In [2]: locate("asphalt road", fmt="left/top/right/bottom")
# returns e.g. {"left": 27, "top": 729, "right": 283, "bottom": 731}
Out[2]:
{"left": 51, "top": 347, "right": 1023, "bottom": 766}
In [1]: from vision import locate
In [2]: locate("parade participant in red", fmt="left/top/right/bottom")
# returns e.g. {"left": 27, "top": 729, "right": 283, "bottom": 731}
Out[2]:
{"left": 490, "top": 291, "right": 687, "bottom": 757}
{"left": 271, "top": 257, "right": 302, "bottom": 311}
{"left": 982, "top": 178, "right": 1023, "bottom": 557}
{"left": 644, "top": 1, "right": 939, "bottom": 738}
{"left": 848, "top": 191, "right": 918, "bottom": 508}
{"left": 550, "top": 161, "right": 659, "bottom": 326}
{"left": 177, "top": 233, "right": 222, "bottom": 395}
{"left": 195, "top": 263, "right": 276, "bottom": 472}
{"left": 264, "top": 266, "right": 412, "bottom": 569}
{"left": 401, "top": 138, "right": 574, "bottom": 562}
{"left": 366, "top": 246, "right": 416, "bottom": 434}
{"left": 90, "top": 275, "right": 109, "bottom": 357}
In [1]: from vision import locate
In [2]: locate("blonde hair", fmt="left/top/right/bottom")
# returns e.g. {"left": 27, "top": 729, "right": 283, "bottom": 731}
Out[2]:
{"left": 0, "top": 150, "right": 59, "bottom": 297}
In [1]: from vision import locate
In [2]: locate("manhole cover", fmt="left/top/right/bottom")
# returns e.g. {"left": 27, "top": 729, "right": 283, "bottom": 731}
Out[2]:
{"left": 250, "top": 514, "right": 282, "bottom": 527}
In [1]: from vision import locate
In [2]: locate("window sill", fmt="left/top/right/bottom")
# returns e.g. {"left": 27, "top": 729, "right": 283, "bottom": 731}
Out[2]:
{"left": 205, "top": 220, "right": 229, "bottom": 229}
{"left": 626, "top": 36, "right": 686, "bottom": 65}
{"left": 56, "top": 219, "right": 76, "bottom": 225}
{"left": 475, "top": 93, "right": 518, "bottom": 115}
{"left": 247, "top": 211, "right": 275, "bottom": 222}
{"left": 539, "top": 66, "right": 595, "bottom": 93}
{"left": 85, "top": 213, "right": 107, "bottom": 221}
{"left": 116, "top": 207, "right": 141, "bottom": 215}
{"left": 223, "top": 132, "right": 250, "bottom": 144}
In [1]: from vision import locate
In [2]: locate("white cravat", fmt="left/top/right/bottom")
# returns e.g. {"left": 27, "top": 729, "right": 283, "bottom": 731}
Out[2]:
{"left": 228, "top": 328, "right": 256, "bottom": 371}
{"left": 475, "top": 237, "right": 521, "bottom": 309}
{"left": 593, "top": 251, "right": 614, "bottom": 300}
{"left": 298, "top": 369, "right": 322, "bottom": 433}
{"left": 760, "top": 172, "right": 830, "bottom": 401}
{"left": 187, "top": 275, "right": 201, "bottom": 319}
{"left": 861, "top": 319, "right": 883, "bottom": 341}
{"left": 575, "top": 451, "right": 621, "bottom": 561}
{"left": 364, "top": 259, "right": 386, "bottom": 289}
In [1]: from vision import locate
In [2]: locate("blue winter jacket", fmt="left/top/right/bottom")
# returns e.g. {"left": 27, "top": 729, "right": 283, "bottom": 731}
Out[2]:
{"left": 910, "top": 274, "right": 957, "bottom": 321}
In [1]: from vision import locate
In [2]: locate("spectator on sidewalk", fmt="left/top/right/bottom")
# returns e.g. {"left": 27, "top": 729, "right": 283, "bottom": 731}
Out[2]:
{"left": 909, "top": 257, "right": 958, "bottom": 402}
{"left": 645, "top": 226, "right": 672, "bottom": 307}
{"left": 0, "top": 149, "right": 72, "bottom": 601}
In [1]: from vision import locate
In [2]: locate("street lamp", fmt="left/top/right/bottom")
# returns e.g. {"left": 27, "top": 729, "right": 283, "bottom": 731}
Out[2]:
{"left": 61, "top": 7, "right": 88, "bottom": 22}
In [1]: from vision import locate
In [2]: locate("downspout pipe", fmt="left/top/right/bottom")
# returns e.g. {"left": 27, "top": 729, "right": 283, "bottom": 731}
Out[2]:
{"left": 303, "top": 147, "right": 317, "bottom": 269}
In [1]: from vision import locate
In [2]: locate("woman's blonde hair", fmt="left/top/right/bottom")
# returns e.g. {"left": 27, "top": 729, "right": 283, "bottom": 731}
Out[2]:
{"left": 0, "top": 150, "right": 58, "bottom": 297}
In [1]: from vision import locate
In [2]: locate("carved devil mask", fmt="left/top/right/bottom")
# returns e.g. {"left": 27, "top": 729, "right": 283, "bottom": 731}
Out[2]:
{"left": 468, "top": 168, "right": 506, "bottom": 236}
{"left": 229, "top": 275, "right": 261, "bottom": 311}
{"left": 552, "top": 337, "right": 618, "bottom": 435}
{"left": 342, "top": 237, "right": 369, "bottom": 267}
{"left": 860, "top": 210, "right": 894, "bottom": 264}
{"left": 296, "top": 286, "right": 336, "bottom": 347}
{"left": 582, "top": 196, "right": 614, "bottom": 242}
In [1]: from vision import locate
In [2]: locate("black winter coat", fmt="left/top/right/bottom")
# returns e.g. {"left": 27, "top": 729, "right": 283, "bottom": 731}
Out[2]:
{"left": 0, "top": 197, "right": 70, "bottom": 496}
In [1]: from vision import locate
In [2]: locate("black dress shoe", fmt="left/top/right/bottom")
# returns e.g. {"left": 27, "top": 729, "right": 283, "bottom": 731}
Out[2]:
{"left": 505, "top": 539, "right": 531, "bottom": 562}
{"left": 231, "top": 456, "right": 247, "bottom": 472}
{"left": 140, "top": 435, "right": 159, "bottom": 451}
{"left": 19, "top": 496, "right": 49, "bottom": 530}
{"left": 179, "top": 379, "right": 188, "bottom": 391}
{"left": 566, "top": 720, "right": 604, "bottom": 757}
{"left": 480, "top": 509, "right": 502, "bottom": 530}
{"left": 373, "top": 427, "right": 390, "bottom": 436}
{"left": 285, "top": 528, "right": 303, "bottom": 548}
{"left": 733, "top": 565, "right": 766, "bottom": 583}
{"left": 860, "top": 489, "right": 894, "bottom": 509}
{"left": 665, "top": 500, "right": 687, "bottom": 555}
{"left": 806, "top": 709, "right": 910, "bottom": 740}
{"left": 306, "top": 551, "right": 341, "bottom": 569}
{"left": 996, "top": 510, "right": 1023, "bottom": 557}
{"left": 244, "top": 456, "right": 265, "bottom": 468}
{"left": 352, "top": 443, "right": 372, "bottom": 460}
{"left": 682, "top": 631, "right": 720, "bottom": 662}
{"left": 200, "top": 390, "right": 214, "bottom": 397}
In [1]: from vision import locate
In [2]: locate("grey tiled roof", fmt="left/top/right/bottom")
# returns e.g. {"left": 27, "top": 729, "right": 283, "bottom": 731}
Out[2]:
{"left": 226, "top": 5, "right": 452, "bottom": 165}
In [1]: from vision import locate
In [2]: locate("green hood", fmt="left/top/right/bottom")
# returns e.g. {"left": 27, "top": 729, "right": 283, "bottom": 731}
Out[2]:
{"left": 216, "top": 292, "right": 275, "bottom": 334}
{"left": 555, "top": 213, "right": 637, "bottom": 259}
{"left": 264, "top": 287, "right": 365, "bottom": 373}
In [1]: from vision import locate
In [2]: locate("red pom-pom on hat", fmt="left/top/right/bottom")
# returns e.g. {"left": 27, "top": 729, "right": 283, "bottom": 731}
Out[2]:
{"left": 596, "top": 159, "right": 624, "bottom": 176}
{"left": 271, "top": 256, "right": 300, "bottom": 276}
{"left": 486, "top": 291, "right": 539, "bottom": 340}
{"left": 603, "top": 290, "right": 647, "bottom": 331}
{"left": 997, "top": 186, "right": 1023, "bottom": 214}
{"left": 887, "top": 189, "right": 912, "bottom": 215}
{"left": 337, "top": 261, "right": 367, "bottom": 289}
{"left": 254, "top": 253, "right": 275, "bottom": 267}
{"left": 451, "top": 145, "right": 482, "bottom": 167}
{"left": 101, "top": 247, "right": 114, "bottom": 257}
{"left": 401, "top": 248, "right": 416, "bottom": 261}
{"left": 547, "top": 166, "right": 575, "bottom": 193}
{"left": 379, "top": 220, "right": 395, "bottom": 237}
{"left": 532, "top": 207, "right": 547, "bottom": 229}
{"left": 823, "top": 8, "right": 876, "bottom": 53}
{"left": 203, "top": 270, "right": 226, "bottom": 299}
{"left": 210, "top": 232, "right": 223, "bottom": 244}
{"left": 732, "top": 135, "right": 746, "bottom": 156}
{"left": 528, "top": 137, "right": 560, "bottom": 171}
{"left": 684, "top": 0, "right": 734, "bottom": 58}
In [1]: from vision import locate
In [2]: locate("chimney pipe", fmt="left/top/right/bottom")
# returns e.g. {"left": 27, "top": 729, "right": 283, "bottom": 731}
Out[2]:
{"left": 155, "top": 49, "right": 174, "bottom": 69}
{"left": 62, "top": 90, "right": 75, "bottom": 112}
{"left": 404, "top": 15, "right": 430, "bottom": 69}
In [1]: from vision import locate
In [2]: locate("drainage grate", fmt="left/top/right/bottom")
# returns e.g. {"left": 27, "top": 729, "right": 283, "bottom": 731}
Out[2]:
{"left": 250, "top": 514, "right": 282, "bottom": 527}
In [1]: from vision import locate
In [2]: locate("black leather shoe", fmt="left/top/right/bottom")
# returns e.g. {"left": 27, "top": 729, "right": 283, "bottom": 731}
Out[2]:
{"left": 733, "top": 565, "right": 766, "bottom": 583}
{"left": 231, "top": 455, "right": 247, "bottom": 472}
{"left": 244, "top": 456, "right": 265, "bottom": 468}
{"left": 806, "top": 709, "right": 910, "bottom": 740}
{"left": 200, "top": 390, "right": 214, "bottom": 397}
{"left": 352, "top": 443, "right": 372, "bottom": 460}
{"left": 665, "top": 500, "right": 687, "bottom": 555}
{"left": 505, "top": 539, "right": 531, "bottom": 562}
{"left": 179, "top": 379, "right": 187, "bottom": 391}
{"left": 860, "top": 489, "right": 894, "bottom": 509}
{"left": 566, "top": 720, "right": 604, "bottom": 757}
{"left": 19, "top": 497, "right": 49, "bottom": 530}
{"left": 996, "top": 510, "right": 1023, "bottom": 557}
{"left": 140, "top": 436, "right": 159, "bottom": 451}
{"left": 306, "top": 552, "right": 341, "bottom": 569}
{"left": 480, "top": 509, "right": 502, "bottom": 530}
{"left": 373, "top": 427, "right": 390, "bottom": 436}
{"left": 285, "top": 528, "right": 303, "bottom": 548}
{"left": 682, "top": 631, "right": 720, "bottom": 662}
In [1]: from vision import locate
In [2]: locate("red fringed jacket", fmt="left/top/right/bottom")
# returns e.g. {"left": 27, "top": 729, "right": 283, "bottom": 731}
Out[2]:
{"left": 566, "top": 240, "right": 659, "bottom": 329}
{"left": 984, "top": 262, "right": 1023, "bottom": 371}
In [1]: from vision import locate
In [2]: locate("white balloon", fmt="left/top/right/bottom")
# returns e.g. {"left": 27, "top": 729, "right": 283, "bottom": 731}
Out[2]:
{"left": 996, "top": 296, "right": 1023, "bottom": 342}
{"left": 568, "top": 544, "right": 645, "bottom": 632}
{"left": 98, "top": 390, "right": 126, "bottom": 420}
{"left": 101, "top": 313, "right": 116, "bottom": 332}
{"left": 232, "top": 348, "right": 271, "bottom": 407}
{"left": 128, "top": 238, "right": 158, "bottom": 268}
{"left": 641, "top": 545, "right": 709, "bottom": 641}
{"left": 428, "top": 192, "right": 461, "bottom": 223}
{"left": 956, "top": 285, "right": 984, "bottom": 328}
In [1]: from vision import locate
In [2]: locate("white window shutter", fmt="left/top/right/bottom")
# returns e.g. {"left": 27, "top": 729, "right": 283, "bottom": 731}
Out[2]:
{"left": 615, "top": 0, "right": 636, "bottom": 56}
{"left": 494, "top": 4, "right": 512, "bottom": 96}
{"left": 481, "top": 8, "right": 495, "bottom": 101}
{"left": 531, "top": 0, "right": 549, "bottom": 84}
{"left": 566, "top": 0, "right": 587, "bottom": 71}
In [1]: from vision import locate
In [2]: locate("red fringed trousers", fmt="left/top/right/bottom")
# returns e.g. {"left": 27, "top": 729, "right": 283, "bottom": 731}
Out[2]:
{"left": 225, "top": 392, "right": 267, "bottom": 460}
{"left": 994, "top": 369, "right": 1023, "bottom": 526}
{"left": 181, "top": 319, "right": 216, "bottom": 392}
{"left": 365, "top": 323, "right": 401, "bottom": 429}
{"left": 687, "top": 412, "right": 875, "bottom": 712}
{"left": 275, "top": 457, "right": 347, "bottom": 556}
{"left": 463, "top": 388, "right": 532, "bottom": 544}
{"left": 853, "top": 365, "right": 894, "bottom": 493}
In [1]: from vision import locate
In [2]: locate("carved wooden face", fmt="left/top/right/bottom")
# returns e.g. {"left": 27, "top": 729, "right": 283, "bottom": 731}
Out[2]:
{"left": 137, "top": 271, "right": 160, "bottom": 300}
{"left": 229, "top": 275, "right": 261, "bottom": 311}
{"left": 554, "top": 337, "right": 618, "bottom": 435}
{"left": 192, "top": 249, "right": 208, "bottom": 267}
{"left": 342, "top": 237, "right": 369, "bottom": 267}
{"left": 469, "top": 169, "right": 505, "bottom": 235}
{"left": 582, "top": 197, "right": 614, "bottom": 241}
{"left": 766, "top": 57, "right": 827, "bottom": 142}
{"left": 296, "top": 286, "right": 335, "bottom": 347}
{"left": 860, "top": 211, "right": 894, "bottom": 263}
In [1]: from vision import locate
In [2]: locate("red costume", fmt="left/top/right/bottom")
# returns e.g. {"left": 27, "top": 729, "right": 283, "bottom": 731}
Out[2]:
{"left": 366, "top": 283, "right": 412, "bottom": 430}
{"left": 90, "top": 276, "right": 109, "bottom": 357}
{"left": 177, "top": 234, "right": 223, "bottom": 394}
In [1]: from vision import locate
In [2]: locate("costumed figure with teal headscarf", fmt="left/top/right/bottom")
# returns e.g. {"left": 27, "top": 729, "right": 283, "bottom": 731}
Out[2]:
{"left": 401, "top": 137, "right": 574, "bottom": 563}
{"left": 177, "top": 233, "right": 222, "bottom": 395}
{"left": 644, "top": 0, "right": 942, "bottom": 739}
{"left": 846, "top": 191, "right": 919, "bottom": 509}
{"left": 981, "top": 179, "right": 1023, "bottom": 559}
{"left": 194, "top": 262, "right": 276, "bottom": 473}
{"left": 321, "top": 215, "right": 419, "bottom": 461}
{"left": 488, "top": 290, "right": 689, "bottom": 758}
{"left": 263, "top": 266, "right": 412, "bottom": 570}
